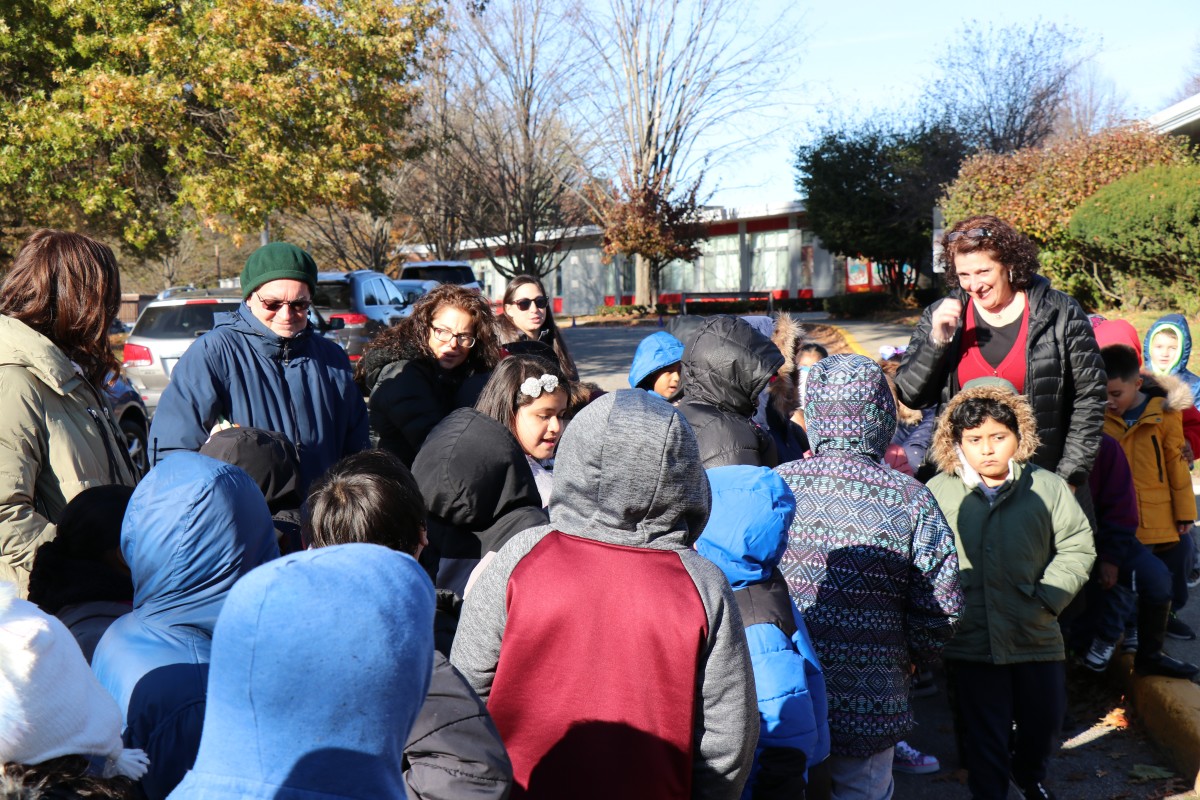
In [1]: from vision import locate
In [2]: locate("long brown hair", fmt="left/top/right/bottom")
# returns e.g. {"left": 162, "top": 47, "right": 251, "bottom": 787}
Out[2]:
{"left": 0, "top": 229, "right": 121, "bottom": 386}
{"left": 499, "top": 275, "right": 577, "bottom": 379}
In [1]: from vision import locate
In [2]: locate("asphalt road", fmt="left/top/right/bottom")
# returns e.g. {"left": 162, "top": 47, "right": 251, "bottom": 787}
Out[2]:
{"left": 564, "top": 314, "right": 1199, "bottom": 800}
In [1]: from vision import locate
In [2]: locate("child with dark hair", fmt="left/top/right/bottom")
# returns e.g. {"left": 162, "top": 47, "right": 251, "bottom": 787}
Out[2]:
{"left": 628, "top": 331, "right": 684, "bottom": 400}
{"left": 27, "top": 485, "right": 134, "bottom": 663}
{"left": 1102, "top": 343, "right": 1197, "bottom": 642}
{"left": 304, "top": 451, "right": 513, "bottom": 800}
{"left": 928, "top": 379, "right": 1094, "bottom": 800}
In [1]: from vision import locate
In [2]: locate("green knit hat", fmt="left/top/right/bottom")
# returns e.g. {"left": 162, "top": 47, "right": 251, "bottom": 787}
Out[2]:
{"left": 240, "top": 243, "right": 318, "bottom": 300}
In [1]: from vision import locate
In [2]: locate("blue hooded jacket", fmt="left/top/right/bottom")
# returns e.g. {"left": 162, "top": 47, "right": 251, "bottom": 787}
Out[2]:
{"left": 628, "top": 331, "right": 684, "bottom": 397}
{"left": 148, "top": 303, "right": 369, "bottom": 492}
{"left": 1144, "top": 313, "right": 1200, "bottom": 407}
{"left": 169, "top": 544, "right": 435, "bottom": 800}
{"left": 91, "top": 452, "right": 279, "bottom": 799}
{"left": 695, "top": 465, "right": 830, "bottom": 798}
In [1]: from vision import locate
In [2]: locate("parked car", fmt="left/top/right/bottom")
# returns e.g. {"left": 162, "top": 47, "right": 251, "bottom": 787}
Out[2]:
{"left": 105, "top": 373, "right": 149, "bottom": 474}
{"left": 398, "top": 261, "right": 482, "bottom": 292}
{"left": 312, "top": 270, "right": 408, "bottom": 361}
{"left": 391, "top": 278, "right": 439, "bottom": 317}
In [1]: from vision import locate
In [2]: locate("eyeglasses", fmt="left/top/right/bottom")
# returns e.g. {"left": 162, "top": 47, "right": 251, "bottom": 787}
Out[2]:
{"left": 255, "top": 293, "right": 312, "bottom": 314}
{"left": 511, "top": 296, "right": 548, "bottom": 311}
{"left": 431, "top": 326, "right": 476, "bottom": 348}
{"left": 946, "top": 227, "right": 992, "bottom": 243}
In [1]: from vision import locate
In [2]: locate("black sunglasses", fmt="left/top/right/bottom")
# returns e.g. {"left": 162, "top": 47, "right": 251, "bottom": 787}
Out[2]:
{"left": 254, "top": 293, "right": 312, "bottom": 314}
{"left": 946, "top": 227, "right": 992, "bottom": 243}
{"left": 512, "top": 296, "right": 548, "bottom": 311}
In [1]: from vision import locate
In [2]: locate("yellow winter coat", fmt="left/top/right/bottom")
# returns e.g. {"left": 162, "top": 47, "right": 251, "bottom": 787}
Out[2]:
{"left": 0, "top": 315, "right": 138, "bottom": 595}
{"left": 1103, "top": 374, "right": 1195, "bottom": 546}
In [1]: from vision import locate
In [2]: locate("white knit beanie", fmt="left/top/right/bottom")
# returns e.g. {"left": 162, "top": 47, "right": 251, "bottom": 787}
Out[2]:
{"left": 0, "top": 583, "right": 147, "bottom": 779}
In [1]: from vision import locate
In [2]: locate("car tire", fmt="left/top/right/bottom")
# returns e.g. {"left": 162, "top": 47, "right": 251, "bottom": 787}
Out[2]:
{"left": 120, "top": 416, "right": 149, "bottom": 476}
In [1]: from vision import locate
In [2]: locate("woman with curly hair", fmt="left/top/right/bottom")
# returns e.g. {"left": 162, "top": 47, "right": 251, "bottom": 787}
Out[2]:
{"left": 895, "top": 214, "right": 1106, "bottom": 488}
{"left": 360, "top": 283, "right": 501, "bottom": 466}
{"left": 0, "top": 230, "right": 139, "bottom": 596}
{"left": 496, "top": 275, "right": 578, "bottom": 379}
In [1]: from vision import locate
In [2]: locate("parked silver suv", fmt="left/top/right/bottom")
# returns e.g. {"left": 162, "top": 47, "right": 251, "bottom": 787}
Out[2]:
{"left": 122, "top": 289, "right": 243, "bottom": 415}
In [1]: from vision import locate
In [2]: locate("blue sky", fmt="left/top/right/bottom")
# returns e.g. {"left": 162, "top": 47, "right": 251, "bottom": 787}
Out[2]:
{"left": 704, "top": 0, "right": 1200, "bottom": 208}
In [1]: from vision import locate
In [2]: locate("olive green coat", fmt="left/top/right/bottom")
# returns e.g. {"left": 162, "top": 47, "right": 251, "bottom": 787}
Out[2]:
{"left": 0, "top": 315, "right": 138, "bottom": 595}
{"left": 927, "top": 384, "right": 1095, "bottom": 664}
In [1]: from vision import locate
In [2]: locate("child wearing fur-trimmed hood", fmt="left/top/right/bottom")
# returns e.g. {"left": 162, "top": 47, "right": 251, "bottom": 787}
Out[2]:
{"left": 927, "top": 377, "right": 1094, "bottom": 800}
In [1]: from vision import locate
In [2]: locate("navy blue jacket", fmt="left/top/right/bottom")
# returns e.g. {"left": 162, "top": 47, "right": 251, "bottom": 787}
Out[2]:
{"left": 695, "top": 465, "right": 830, "bottom": 798}
{"left": 170, "top": 544, "right": 434, "bottom": 799}
{"left": 148, "top": 304, "right": 368, "bottom": 491}
{"left": 91, "top": 452, "right": 279, "bottom": 800}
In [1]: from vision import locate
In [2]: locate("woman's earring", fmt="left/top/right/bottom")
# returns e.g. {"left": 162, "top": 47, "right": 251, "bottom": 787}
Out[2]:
{"left": 1008, "top": 269, "right": 1013, "bottom": 283}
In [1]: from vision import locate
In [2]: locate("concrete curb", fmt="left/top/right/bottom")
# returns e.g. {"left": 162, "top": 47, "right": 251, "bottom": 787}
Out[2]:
{"left": 1117, "top": 653, "right": 1200, "bottom": 792}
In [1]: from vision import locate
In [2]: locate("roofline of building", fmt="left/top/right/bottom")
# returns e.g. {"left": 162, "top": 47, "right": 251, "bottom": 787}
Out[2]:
{"left": 1147, "top": 92, "right": 1200, "bottom": 134}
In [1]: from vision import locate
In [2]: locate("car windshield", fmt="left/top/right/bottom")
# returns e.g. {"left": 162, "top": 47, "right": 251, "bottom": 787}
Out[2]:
{"left": 313, "top": 282, "right": 353, "bottom": 309}
{"left": 131, "top": 302, "right": 240, "bottom": 338}
{"left": 402, "top": 266, "right": 474, "bottom": 284}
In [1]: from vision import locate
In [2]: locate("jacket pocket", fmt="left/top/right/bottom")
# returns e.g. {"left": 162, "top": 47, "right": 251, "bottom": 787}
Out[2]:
{"left": 1152, "top": 435, "right": 1164, "bottom": 483}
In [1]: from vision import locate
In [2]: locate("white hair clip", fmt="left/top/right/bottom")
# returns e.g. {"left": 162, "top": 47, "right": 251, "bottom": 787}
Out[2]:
{"left": 520, "top": 374, "right": 560, "bottom": 399}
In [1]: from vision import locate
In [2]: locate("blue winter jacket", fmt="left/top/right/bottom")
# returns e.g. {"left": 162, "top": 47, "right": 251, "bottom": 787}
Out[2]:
{"left": 695, "top": 465, "right": 830, "bottom": 799}
{"left": 168, "top": 544, "right": 435, "bottom": 800}
{"left": 1144, "top": 313, "right": 1200, "bottom": 407}
{"left": 628, "top": 331, "right": 684, "bottom": 397}
{"left": 91, "top": 452, "right": 279, "bottom": 800}
{"left": 148, "top": 304, "right": 369, "bottom": 492}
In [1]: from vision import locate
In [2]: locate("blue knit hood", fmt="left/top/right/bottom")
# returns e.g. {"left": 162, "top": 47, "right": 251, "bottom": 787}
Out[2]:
{"left": 695, "top": 465, "right": 796, "bottom": 589}
{"left": 628, "top": 331, "right": 684, "bottom": 395}
{"left": 171, "top": 544, "right": 435, "bottom": 800}
{"left": 1144, "top": 313, "right": 1194, "bottom": 377}
{"left": 92, "top": 452, "right": 278, "bottom": 718}
{"left": 804, "top": 354, "right": 896, "bottom": 459}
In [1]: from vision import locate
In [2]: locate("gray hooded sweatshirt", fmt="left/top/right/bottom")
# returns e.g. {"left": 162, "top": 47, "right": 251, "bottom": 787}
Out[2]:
{"left": 450, "top": 389, "right": 758, "bottom": 800}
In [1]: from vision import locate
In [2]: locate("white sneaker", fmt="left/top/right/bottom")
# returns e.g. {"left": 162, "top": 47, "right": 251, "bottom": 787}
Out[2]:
{"left": 1081, "top": 638, "right": 1116, "bottom": 672}
{"left": 892, "top": 740, "right": 940, "bottom": 774}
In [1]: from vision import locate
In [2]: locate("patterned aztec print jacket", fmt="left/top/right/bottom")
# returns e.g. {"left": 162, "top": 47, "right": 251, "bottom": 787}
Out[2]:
{"left": 776, "top": 355, "right": 963, "bottom": 758}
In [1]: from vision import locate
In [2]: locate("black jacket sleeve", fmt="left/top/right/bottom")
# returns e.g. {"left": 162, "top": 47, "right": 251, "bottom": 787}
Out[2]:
{"left": 896, "top": 298, "right": 959, "bottom": 411}
{"left": 1056, "top": 297, "right": 1106, "bottom": 486}
{"left": 404, "top": 652, "right": 513, "bottom": 800}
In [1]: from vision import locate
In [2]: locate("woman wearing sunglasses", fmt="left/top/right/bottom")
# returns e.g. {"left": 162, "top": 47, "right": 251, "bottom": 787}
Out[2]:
{"left": 360, "top": 283, "right": 500, "bottom": 466}
{"left": 149, "top": 242, "right": 369, "bottom": 493}
{"left": 895, "top": 214, "right": 1105, "bottom": 492}
{"left": 496, "top": 276, "right": 578, "bottom": 380}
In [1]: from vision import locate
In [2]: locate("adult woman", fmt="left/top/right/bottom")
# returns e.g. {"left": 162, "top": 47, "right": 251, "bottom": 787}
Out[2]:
{"left": 475, "top": 354, "right": 572, "bottom": 507}
{"left": 496, "top": 275, "right": 578, "bottom": 380}
{"left": 0, "top": 230, "right": 138, "bottom": 596}
{"left": 895, "top": 215, "right": 1106, "bottom": 488}
{"left": 361, "top": 284, "right": 500, "bottom": 466}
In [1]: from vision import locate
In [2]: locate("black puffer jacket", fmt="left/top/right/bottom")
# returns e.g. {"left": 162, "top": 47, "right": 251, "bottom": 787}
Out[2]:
{"left": 413, "top": 408, "right": 548, "bottom": 596}
{"left": 676, "top": 315, "right": 785, "bottom": 468}
{"left": 895, "top": 275, "right": 1106, "bottom": 487}
{"left": 364, "top": 327, "right": 490, "bottom": 467}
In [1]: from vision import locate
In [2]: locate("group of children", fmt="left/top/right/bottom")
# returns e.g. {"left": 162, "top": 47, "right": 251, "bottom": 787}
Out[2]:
{"left": 3, "top": 311, "right": 1199, "bottom": 800}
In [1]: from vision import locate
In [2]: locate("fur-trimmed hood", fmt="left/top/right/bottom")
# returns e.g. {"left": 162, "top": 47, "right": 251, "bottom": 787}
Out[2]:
{"left": 930, "top": 385, "right": 1040, "bottom": 479}
{"left": 1142, "top": 371, "right": 1194, "bottom": 413}
{"left": 878, "top": 359, "right": 924, "bottom": 427}
{"left": 742, "top": 313, "right": 803, "bottom": 421}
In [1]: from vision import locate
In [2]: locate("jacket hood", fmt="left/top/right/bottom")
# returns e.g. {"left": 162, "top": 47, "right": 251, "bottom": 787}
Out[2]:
{"left": 122, "top": 452, "right": 279, "bottom": 630}
{"left": 694, "top": 465, "right": 796, "bottom": 589}
{"left": 1091, "top": 316, "right": 1143, "bottom": 366}
{"left": 550, "top": 389, "right": 711, "bottom": 547}
{"left": 199, "top": 427, "right": 302, "bottom": 513}
{"left": 1140, "top": 371, "right": 1195, "bottom": 413}
{"left": 0, "top": 314, "right": 82, "bottom": 396}
{"left": 215, "top": 304, "right": 314, "bottom": 361}
{"left": 681, "top": 316, "right": 785, "bottom": 417}
{"left": 804, "top": 354, "right": 897, "bottom": 459}
{"left": 1144, "top": 313, "right": 1194, "bottom": 376}
{"left": 628, "top": 331, "right": 684, "bottom": 392}
{"left": 930, "top": 384, "right": 1040, "bottom": 478}
{"left": 412, "top": 408, "right": 548, "bottom": 553}
{"left": 742, "top": 314, "right": 803, "bottom": 424}
{"left": 358, "top": 321, "right": 432, "bottom": 394}
{"left": 179, "top": 544, "right": 433, "bottom": 799}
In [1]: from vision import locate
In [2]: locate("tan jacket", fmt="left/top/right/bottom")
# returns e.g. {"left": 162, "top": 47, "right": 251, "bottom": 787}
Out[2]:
{"left": 0, "top": 315, "right": 137, "bottom": 594}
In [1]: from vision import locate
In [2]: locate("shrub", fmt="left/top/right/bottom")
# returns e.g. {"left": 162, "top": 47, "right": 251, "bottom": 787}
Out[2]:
{"left": 822, "top": 293, "right": 894, "bottom": 318}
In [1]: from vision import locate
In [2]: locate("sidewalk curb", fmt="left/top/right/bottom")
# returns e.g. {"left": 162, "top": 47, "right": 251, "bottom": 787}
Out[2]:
{"left": 830, "top": 324, "right": 868, "bottom": 357}
{"left": 1118, "top": 653, "right": 1200, "bottom": 791}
